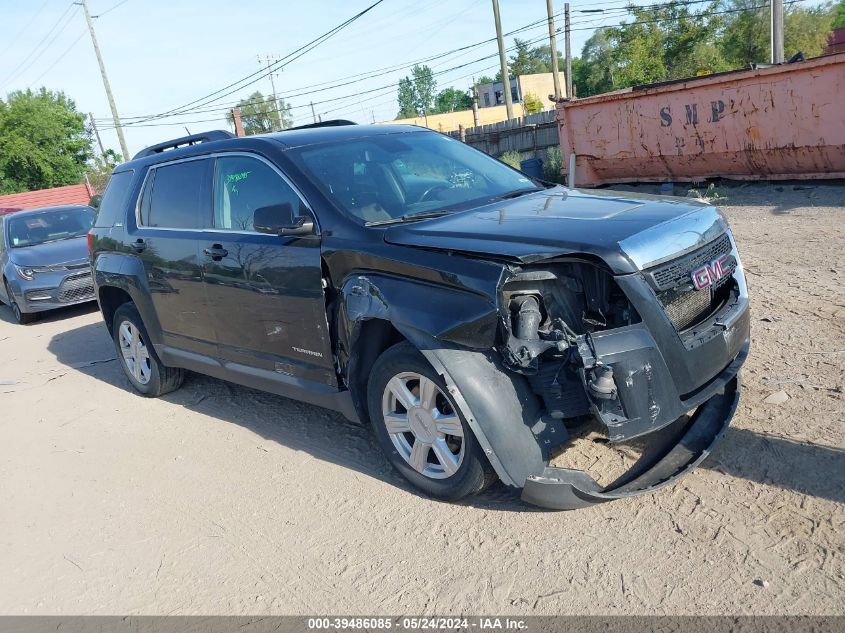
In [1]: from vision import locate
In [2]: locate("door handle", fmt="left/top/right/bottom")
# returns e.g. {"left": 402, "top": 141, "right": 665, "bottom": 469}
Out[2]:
{"left": 131, "top": 238, "right": 146, "bottom": 253}
{"left": 203, "top": 244, "right": 228, "bottom": 260}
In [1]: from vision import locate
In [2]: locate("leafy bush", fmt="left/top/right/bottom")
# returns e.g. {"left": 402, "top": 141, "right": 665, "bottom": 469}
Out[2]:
{"left": 543, "top": 146, "right": 563, "bottom": 182}
{"left": 499, "top": 151, "right": 522, "bottom": 170}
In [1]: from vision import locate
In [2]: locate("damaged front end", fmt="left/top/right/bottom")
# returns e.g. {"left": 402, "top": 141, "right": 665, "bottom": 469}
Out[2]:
{"left": 495, "top": 237, "right": 749, "bottom": 509}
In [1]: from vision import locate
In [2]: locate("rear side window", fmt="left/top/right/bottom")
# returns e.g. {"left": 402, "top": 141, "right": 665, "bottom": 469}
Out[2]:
{"left": 93, "top": 170, "right": 134, "bottom": 228}
{"left": 142, "top": 159, "right": 208, "bottom": 229}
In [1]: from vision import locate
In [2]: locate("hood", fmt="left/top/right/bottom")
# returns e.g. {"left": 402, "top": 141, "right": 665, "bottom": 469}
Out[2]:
{"left": 383, "top": 187, "right": 727, "bottom": 274}
{"left": 8, "top": 236, "right": 89, "bottom": 268}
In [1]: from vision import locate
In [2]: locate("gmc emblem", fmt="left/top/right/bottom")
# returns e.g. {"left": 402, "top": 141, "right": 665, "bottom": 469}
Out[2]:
{"left": 691, "top": 254, "right": 734, "bottom": 290}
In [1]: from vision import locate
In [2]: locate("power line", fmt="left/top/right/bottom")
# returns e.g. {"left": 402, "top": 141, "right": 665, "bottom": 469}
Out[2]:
{"left": 0, "top": 2, "right": 78, "bottom": 88}
{"left": 97, "top": 0, "right": 716, "bottom": 124}
{"left": 126, "top": 0, "right": 388, "bottom": 126}
{"left": 27, "top": 29, "right": 88, "bottom": 88}
{"left": 98, "top": 0, "right": 810, "bottom": 130}
{"left": 93, "top": 0, "right": 132, "bottom": 18}
{"left": 0, "top": 0, "right": 51, "bottom": 59}
{"left": 98, "top": 5, "right": 579, "bottom": 124}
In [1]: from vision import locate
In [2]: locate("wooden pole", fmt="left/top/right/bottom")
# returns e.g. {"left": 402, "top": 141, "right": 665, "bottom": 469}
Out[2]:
{"left": 546, "top": 0, "right": 562, "bottom": 101}
{"left": 491, "top": 0, "right": 514, "bottom": 119}
{"left": 231, "top": 108, "right": 245, "bottom": 137}
{"left": 81, "top": 0, "right": 129, "bottom": 160}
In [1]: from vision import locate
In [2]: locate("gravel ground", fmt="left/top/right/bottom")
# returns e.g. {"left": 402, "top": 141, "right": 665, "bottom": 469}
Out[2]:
{"left": 0, "top": 183, "right": 842, "bottom": 615}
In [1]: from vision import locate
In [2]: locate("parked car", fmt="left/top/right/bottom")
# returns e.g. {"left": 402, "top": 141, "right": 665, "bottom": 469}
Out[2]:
{"left": 89, "top": 125, "right": 750, "bottom": 509}
{"left": 1, "top": 205, "right": 96, "bottom": 324}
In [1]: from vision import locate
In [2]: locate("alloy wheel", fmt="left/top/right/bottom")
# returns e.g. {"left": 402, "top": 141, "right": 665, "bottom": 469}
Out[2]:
{"left": 118, "top": 320, "right": 152, "bottom": 385}
{"left": 381, "top": 371, "right": 464, "bottom": 479}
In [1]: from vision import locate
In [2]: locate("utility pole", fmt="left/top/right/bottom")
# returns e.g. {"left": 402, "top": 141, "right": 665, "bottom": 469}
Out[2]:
{"left": 80, "top": 0, "right": 129, "bottom": 160}
{"left": 491, "top": 0, "right": 514, "bottom": 119}
{"left": 231, "top": 108, "right": 245, "bottom": 137}
{"left": 546, "top": 0, "right": 562, "bottom": 100}
{"left": 564, "top": 3, "right": 573, "bottom": 99}
{"left": 771, "top": 0, "right": 784, "bottom": 63}
{"left": 259, "top": 54, "right": 283, "bottom": 130}
{"left": 89, "top": 112, "right": 105, "bottom": 155}
{"left": 310, "top": 101, "right": 317, "bottom": 123}
{"left": 471, "top": 83, "right": 480, "bottom": 127}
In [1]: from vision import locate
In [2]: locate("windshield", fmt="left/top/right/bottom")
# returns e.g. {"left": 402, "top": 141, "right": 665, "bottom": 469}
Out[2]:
{"left": 7, "top": 207, "right": 94, "bottom": 248}
{"left": 292, "top": 131, "right": 542, "bottom": 224}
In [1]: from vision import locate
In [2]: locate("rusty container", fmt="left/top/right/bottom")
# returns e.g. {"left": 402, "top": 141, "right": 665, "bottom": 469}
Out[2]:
{"left": 557, "top": 53, "right": 845, "bottom": 186}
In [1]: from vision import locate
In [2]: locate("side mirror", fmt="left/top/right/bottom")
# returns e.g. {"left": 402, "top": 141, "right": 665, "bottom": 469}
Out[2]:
{"left": 254, "top": 204, "right": 315, "bottom": 236}
{"left": 277, "top": 215, "right": 315, "bottom": 237}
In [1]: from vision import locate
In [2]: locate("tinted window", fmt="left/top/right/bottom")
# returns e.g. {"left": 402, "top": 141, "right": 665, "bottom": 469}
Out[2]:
{"left": 212, "top": 156, "right": 305, "bottom": 231}
{"left": 294, "top": 132, "right": 538, "bottom": 223}
{"left": 144, "top": 159, "right": 208, "bottom": 229}
{"left": 93, "top": 170, "right": 134, "bottom": 228}
{"left": 7, "top": 207, "right": 94, "bottom": 248}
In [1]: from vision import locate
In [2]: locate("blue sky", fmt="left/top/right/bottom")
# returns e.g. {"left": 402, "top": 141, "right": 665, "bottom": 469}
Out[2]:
{"left": 0, "top": 0, "right": 730, "bottom": 156}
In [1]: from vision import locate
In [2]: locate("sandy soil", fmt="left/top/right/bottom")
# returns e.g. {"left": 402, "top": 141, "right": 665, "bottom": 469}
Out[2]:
{"left": 0, "top": 183, "right": 842, "bottom": 615}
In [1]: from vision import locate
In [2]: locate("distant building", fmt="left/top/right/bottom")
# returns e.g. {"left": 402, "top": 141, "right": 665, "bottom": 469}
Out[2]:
{"left": 0, "top": 183, "right": 96, "bottom": 210}
{"left": 475, "top": 72, "right": 558, "bottom": 109}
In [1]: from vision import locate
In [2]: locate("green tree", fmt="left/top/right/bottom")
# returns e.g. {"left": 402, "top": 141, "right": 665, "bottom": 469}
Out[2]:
{"left": 87, "top": 148, "right": 123, "bottom": 194}
{"left": 397, "top": 77, "right": 417, "bottom": 118}
{"left": 508, "top": 38, "right": 552, "bottom": 76}
{"left": 0, "top": 88, "right": 92, "bottom": 194}
{"left": 720, "top": 1, "right": 835, "bottom": 66}
{"left": 834, "top": 0, "right": 845, "bottom": 27}
{"left": 226, "top": 91, "right": 292, "bottom": 135}
{"left": 783, "top": 4, "right": 836, "bottom": 59}
{"left": 522, "top": 92, "right": 544, "bottom": 114}
{"left": 411, "top": 64, "right": 436, "bottom": 116}
{"left": 573, "top": 31, "right": 615, "bottom": 97}
{"left": 394, "top": 65, "right": 437, "bottom": 119}
{"left": 434, "top": 87, "right": 472, "bottom": 113}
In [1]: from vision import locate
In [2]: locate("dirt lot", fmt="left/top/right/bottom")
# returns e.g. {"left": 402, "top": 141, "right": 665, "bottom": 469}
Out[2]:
{"left": 0, "top": 183, "right": 842, "bottom": 615}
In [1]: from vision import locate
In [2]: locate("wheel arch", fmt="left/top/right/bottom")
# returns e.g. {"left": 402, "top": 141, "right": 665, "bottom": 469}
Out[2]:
{"left": 93, "top": 254, "right": 162, "bottom": 344}
{"left": 98, "top": 285, "right": 133, "bottom": 333}
{"left": 337, "top": 272, "right": 552, "bottom": 488}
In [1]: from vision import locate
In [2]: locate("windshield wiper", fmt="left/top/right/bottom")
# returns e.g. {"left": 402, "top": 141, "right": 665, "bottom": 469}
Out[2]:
{"left": 496, "top": 187, "right": 542, "bottom": 200}
{"left": 365, "top": 209, "right": 456, "bottom": 227}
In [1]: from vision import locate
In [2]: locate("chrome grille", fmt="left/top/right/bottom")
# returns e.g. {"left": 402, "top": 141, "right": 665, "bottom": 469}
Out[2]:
{"left": 58, "top": 271, "right": 94, "bottom": 303}
{"left": 647, "top": 233, "right": 732, "bottom": 291}
{"left": 645, "top": 233, "right": 735, "bottom": 331}
{"left": 659, "top": 287, "right": 714, "bottom": 330}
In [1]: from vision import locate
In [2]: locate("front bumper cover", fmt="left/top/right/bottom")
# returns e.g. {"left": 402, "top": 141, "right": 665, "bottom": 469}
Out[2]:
{"left": 521, "top": 373, "right": 740, "bottom": 509}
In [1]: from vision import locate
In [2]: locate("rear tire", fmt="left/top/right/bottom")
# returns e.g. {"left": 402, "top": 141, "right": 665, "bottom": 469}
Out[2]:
{"left": 367, "top": 342, "right": 496, "bottom": 501}
{"left": 112, "top": 302, "right": 183, "bottom": 397}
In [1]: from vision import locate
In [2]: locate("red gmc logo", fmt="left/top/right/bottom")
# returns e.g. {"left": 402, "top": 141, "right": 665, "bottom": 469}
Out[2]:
{"left": 691, "top": 254, "right": 734, "bottom": 290}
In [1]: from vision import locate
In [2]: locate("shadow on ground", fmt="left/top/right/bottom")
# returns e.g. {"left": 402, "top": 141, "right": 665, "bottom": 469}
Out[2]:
{"left": 0, "top": 300, "right": 98, "bottom": 326}
{"left": 47, "top": 321, "right": 845, "bottom": 511}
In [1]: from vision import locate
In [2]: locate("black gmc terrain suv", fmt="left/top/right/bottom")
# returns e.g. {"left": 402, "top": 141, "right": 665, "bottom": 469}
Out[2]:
{"left": 89, "top": 124, "right": 750, "bottom": 509}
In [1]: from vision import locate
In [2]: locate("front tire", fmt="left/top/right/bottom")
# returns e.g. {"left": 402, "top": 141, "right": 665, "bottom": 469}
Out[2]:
{"left": 112, "top": 302, "right": 183, "bottom": 397}
{"left": 4, "top": 280, "right": 36, "bottom": 325}
{"left": 367, "top": 342, "right": 496, "bottom": 501}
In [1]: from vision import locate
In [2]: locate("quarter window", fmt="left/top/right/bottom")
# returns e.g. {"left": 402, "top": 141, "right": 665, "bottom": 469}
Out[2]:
{"left": 94, "top": 170, "right": 134, "bottom": 228}
{"left": 212, "top": 156, "right": 306, "bottom": 231}
{"left": 143, "top": 159, "right": 208, "bottom": 229}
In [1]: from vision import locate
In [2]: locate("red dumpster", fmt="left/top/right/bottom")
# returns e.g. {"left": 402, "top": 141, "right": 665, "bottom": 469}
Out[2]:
{"left": 557, "top": 53, "right": 845, "bottom": 186}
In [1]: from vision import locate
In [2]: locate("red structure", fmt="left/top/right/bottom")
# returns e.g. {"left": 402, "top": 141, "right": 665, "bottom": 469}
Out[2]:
{"left": 827, "top": 27, "right": 845, "bottom": 54}
{"left": 557, "top": 53, "right": 845, "bottom": 186}
{"left": 0, "top": 182, "right": 96, "bottom": 210}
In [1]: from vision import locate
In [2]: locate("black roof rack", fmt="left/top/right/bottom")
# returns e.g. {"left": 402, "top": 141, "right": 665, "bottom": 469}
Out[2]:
{"left": 285, "top": 119, "right": 357, "bottom": 131}
{"left": 133, "top": 130, "right": 235, "bottom": 160}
